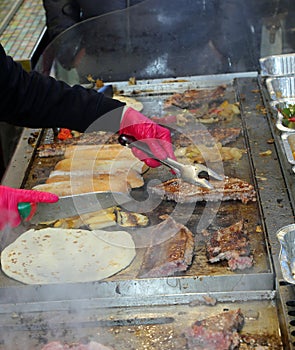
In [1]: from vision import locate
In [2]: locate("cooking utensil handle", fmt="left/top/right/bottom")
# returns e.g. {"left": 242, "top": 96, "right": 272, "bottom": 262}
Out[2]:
{"left": 97, "top": 84, "right": 113, "bottom": 98}
{"left": 118, "top": 134, "right": 152, "bottom": 154}
{"left": 118, "top": 134, "right": 178, "bottom": 170}
{"left": 17, "top": 202, "right": 37, "bottom": 221}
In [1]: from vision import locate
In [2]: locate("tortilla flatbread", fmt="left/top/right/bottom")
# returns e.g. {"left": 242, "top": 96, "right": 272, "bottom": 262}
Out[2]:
{"left": 1, "top": 228, "right": 135, "bottom": 284}
{"left": 112, "top": 95, "right": 143, "bottom": 111}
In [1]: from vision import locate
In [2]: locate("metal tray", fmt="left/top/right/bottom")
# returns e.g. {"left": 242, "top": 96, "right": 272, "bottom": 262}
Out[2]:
{"left": 276, "top": 113, "right": 295, "bottom": 133}
{"left": 281, "top": 133, "right": 295, "bottom": 165}
{"left": 277, "top": 224, "right": 295, "bottom": 284}
{"left": 260, "top": 53, "right": 295, "bottom": 77}
{"left": 270, "top": 99, "right": 295, "bottom": 133}
{"left": 266, "top": 76, "right": 295, "bottom": 100}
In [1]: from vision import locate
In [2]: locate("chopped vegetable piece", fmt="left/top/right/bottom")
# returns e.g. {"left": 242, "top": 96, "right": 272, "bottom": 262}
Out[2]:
{"left": 58, "top": 128, "right": 73, "bottom": 140}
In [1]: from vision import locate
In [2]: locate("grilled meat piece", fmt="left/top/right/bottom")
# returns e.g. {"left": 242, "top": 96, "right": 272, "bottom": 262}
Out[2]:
{"left": 37, "top": 143, "right": 66, "bottom": 157}
{"left": 67, "top": 131, "right": 118, "bottom": 144}
{"left": 174, "top": 128, "right": 241, "bottom": 147}
{"left": 139, "top": 216, "right": 194, "bottom": 278}
{"left": 38, "top": 131, "right": 118, "bottom": 157}
{"left": 150, "top": 178, "right": 256, "bottom": 204}
{"left": 185, "top": 309, "right": 244, "bottom": 350}
{"left": 164, "top": 86, "right": 226, "bottom": 109}
{"left": 205, "top": 220, "right": 253, "bottom": 271}
{"left": 227, "top": 255, "right": 253, "bottom": 271}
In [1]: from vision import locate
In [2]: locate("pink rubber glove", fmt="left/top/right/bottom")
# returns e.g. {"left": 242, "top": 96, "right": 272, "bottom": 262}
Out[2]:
{"left": 0, "top": 185, "right": 59, "bottom": 230}
{"left": 119, "top": 107, "right": 176, "bottom": 167}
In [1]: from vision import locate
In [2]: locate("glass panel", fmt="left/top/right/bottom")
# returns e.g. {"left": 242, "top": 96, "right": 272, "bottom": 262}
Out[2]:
{"left": 35, "top": 0, "right": 295, "bottom": 83}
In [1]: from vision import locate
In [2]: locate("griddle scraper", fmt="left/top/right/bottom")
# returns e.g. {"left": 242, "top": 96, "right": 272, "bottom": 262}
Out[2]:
{"left": 18, "top": 191, "right": 131, "bottom": 224}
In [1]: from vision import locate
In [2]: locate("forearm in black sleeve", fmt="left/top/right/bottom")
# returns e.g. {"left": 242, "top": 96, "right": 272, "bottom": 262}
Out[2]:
{"left": 0, "top": 44, "right": 125, "bottom": 133}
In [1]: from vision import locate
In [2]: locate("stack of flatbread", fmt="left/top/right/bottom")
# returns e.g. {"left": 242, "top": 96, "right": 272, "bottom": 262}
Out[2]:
{"left": 1, "top": 228, "right": 136, "bottom": 284}
{"left": 33, "top": 143, "right": 145, "bottom": 196}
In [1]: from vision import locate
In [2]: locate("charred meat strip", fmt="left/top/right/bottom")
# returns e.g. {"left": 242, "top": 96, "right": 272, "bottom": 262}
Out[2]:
{"left": 139, "top": 216, "right": 194, "bottom": 278}
{"left": 65, "top": 131, "right": 118, "bottom": 145}
{"left": 38, "top": 131, "right": 118, "bottom": 157}
{"left": 185, "top": 309, "right": 244, "bottom": 350}
{"left": 150, "top": 177, "right": 256, "bottom": 204}
{"left": 164, "top": 86, "right": 226, "bottom": 109}
{"left": 205, "top": 220, "right": 253, "bottom": 271}
{"left": 37, "top": 143, "right": 66, "bottom": 158}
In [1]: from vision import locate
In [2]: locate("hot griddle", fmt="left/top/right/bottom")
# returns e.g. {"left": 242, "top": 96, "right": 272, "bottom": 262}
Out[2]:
{"left": 0, "top": 74, "right": 292, "bottom": 349}
{"left": 0, "top": 299, "right": 283, "bottom": 349}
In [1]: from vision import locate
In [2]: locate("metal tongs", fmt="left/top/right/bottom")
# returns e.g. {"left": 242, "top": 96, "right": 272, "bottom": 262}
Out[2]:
{"left": 119, "top": 134, "right": 223, "bottom": 189}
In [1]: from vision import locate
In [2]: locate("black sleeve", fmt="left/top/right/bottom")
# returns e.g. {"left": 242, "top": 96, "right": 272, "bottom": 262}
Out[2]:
{"left": 42, "top": 0, "right": 81, "bottom": 40}
{"left": 0, "top": 44, "right": 124, "bottom": 133}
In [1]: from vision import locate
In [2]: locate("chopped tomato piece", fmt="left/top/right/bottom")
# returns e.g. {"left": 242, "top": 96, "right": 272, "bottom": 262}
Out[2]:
{"left": 57, "top": 128, "right": 73, "bottom": 140}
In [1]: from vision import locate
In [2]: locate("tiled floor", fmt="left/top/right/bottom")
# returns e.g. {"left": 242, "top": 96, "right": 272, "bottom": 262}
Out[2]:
{"left": 0, "top": 0, "right": 45, "bottom": 61}
{"left": 0, "top": 0, "right": 22, "bottom": 27}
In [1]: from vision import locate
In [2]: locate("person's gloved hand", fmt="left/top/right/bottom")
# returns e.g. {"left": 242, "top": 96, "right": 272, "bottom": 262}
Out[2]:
{"left": 0, "top": 186, "right": 59, "bottom": 230}
{"left": 119, "top": 107, "right": 176, "bottom": 167}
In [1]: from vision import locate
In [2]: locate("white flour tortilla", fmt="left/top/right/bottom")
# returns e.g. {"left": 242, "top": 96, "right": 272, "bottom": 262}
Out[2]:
{"left": 1, "top": 228, "right": 135, "bottom": 284}
{"left": 112, "top": 95, "right": 143, "bottom": 111}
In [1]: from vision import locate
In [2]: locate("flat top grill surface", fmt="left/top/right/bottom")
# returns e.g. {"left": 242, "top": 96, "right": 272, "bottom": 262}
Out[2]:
{"left": 1, "top": 75, "right": 292, "bottom": 348}
{"left": 0, "top": 77, "right": 271, "bottom": 287}
{"left": 0, "top": 300, "right": 283, "bottom": 349}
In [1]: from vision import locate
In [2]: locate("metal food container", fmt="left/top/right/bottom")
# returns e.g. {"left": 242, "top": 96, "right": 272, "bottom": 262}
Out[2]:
{"left": 271, "top": 99, "right": 295, "bottom": 133}
{"left": 277, "top": 224, "right": 295, "bottom": 284}
{"left": 260, "top": 53, "right": 295, "bottom": 76}
{"left": 266, "top": 76, "right": 295, "bottom": 100}
{"left": 281, "top": 133, "right": 295, "bottom": 165}
{"left": 276, "top": 113, "right": 295, "bottom": 133}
